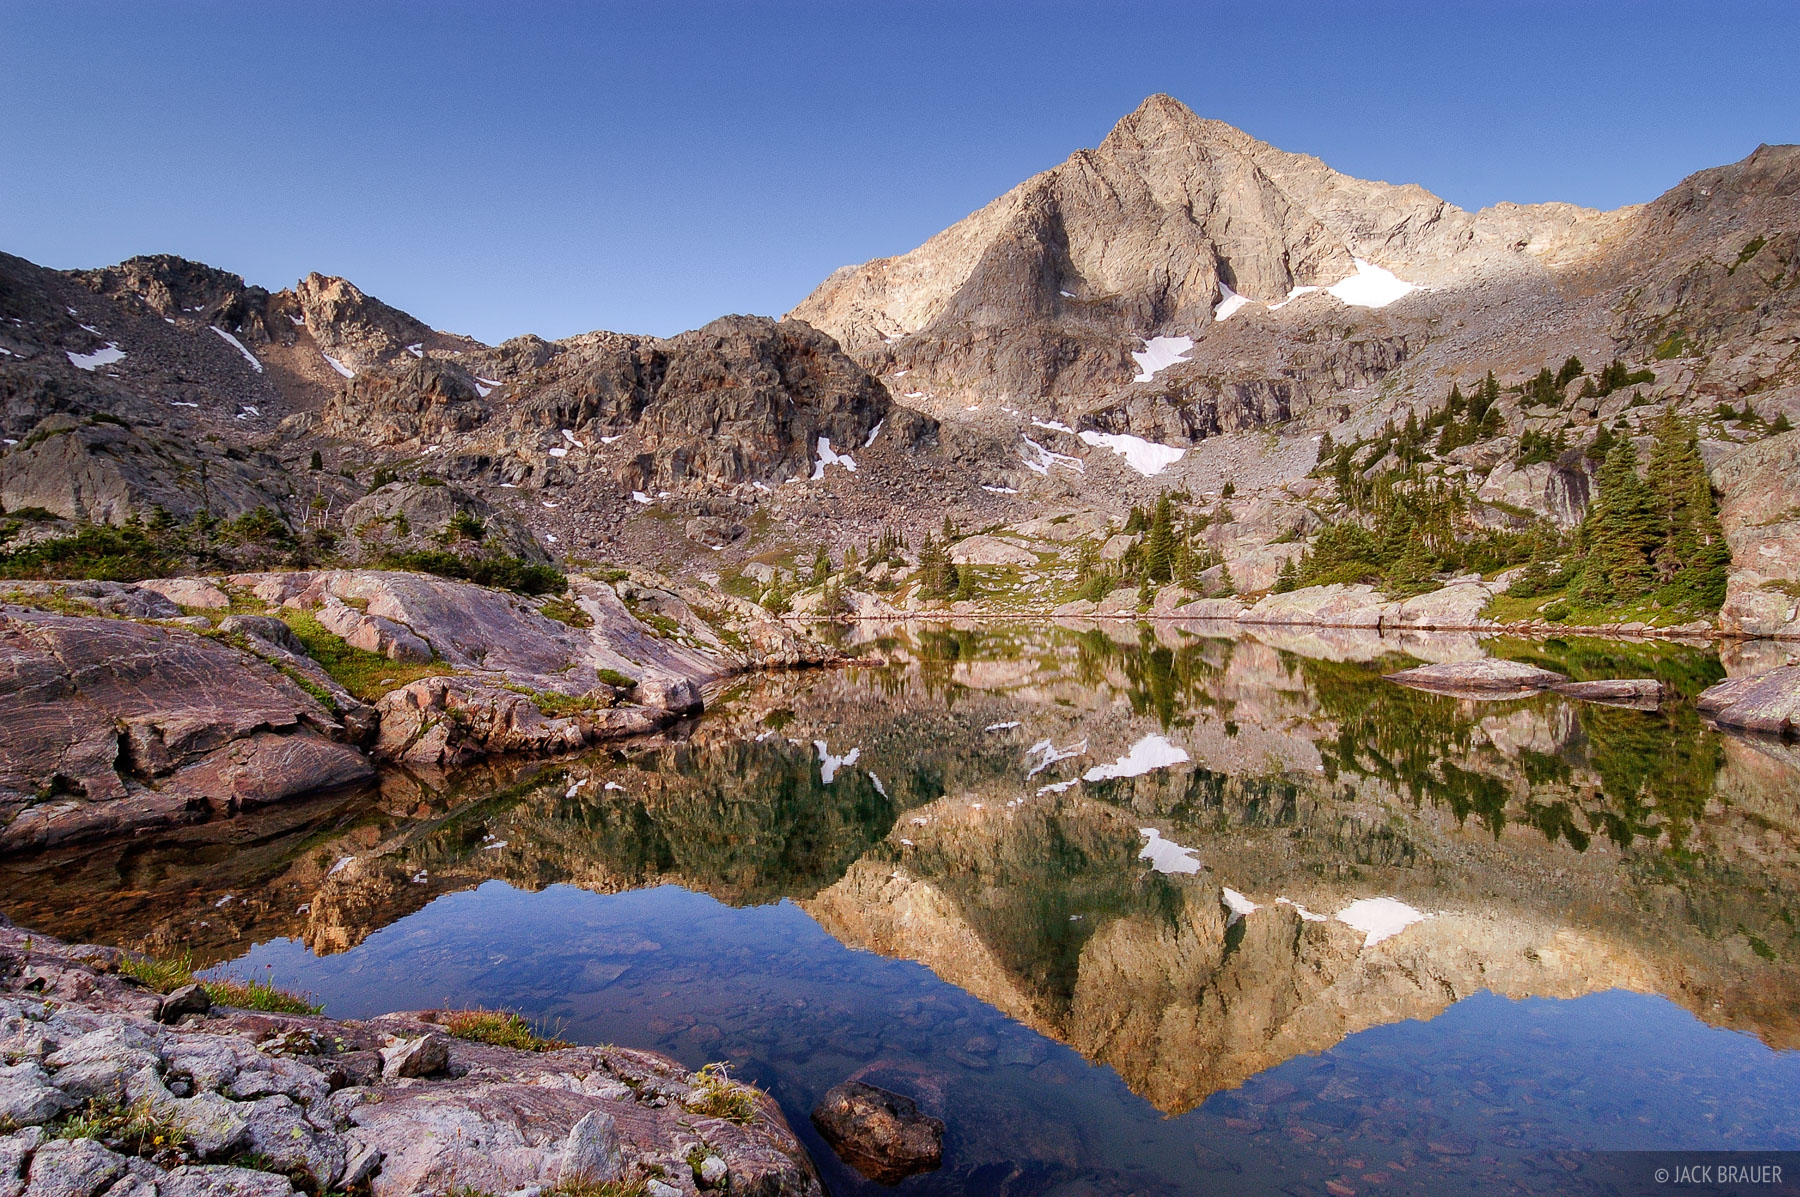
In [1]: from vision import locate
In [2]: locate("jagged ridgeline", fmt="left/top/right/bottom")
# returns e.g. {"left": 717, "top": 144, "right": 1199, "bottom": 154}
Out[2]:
{"left": 1, "top": 94, "right": 1796, "bottom": 634}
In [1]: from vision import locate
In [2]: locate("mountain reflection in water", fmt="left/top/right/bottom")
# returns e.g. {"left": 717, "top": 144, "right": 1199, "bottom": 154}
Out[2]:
{"left": 6, "top": 621, "right": 1799, "bottom": 1194}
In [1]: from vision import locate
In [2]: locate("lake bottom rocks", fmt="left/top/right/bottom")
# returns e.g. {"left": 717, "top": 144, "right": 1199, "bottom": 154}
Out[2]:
{"left": 810, "top": 1080, "right": 945, "bottom": 1183}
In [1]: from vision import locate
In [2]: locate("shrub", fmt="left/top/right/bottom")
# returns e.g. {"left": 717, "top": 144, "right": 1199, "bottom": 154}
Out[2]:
{"left": 381, "top": 550, "right": 566, "bottom": 595}
{"left": 442, "top": 1009, "right": 571, "bottom": 1052}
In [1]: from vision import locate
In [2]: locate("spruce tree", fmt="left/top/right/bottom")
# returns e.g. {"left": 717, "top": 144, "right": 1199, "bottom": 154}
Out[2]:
{"left": 1144, "top": 493, "right": 1176, "bottom": 583}
{"left": 1273, "top": 556, "right": 1300, "bottom": 593}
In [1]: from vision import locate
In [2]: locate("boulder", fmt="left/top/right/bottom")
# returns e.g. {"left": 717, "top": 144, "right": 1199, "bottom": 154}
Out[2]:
{"left": 1386, "top": 658, "right": 1569, "bottom": 695}
{"left": 1549, "top": 678, "right": 1664, "bottom": 709}
{"left": 380, "top": 1033, "right": 450, "bottom": 1080}
{"left": 809, "top": 1081, "right": 943, "bottom": 1184}
{"left": 1698, "top": 666, "right": 1800, "bottom": 737}
{"left": 340, "top": 481, "right": 550, "bottom": 567}
{"left": 155, "top": 983, "right": 211, "bottom": 1024}
{"left": 558, "top": 1111, "right": 624, "bottom": 1186}
{"left": 948, "top": 535, "right": 1037, "bottom": 567}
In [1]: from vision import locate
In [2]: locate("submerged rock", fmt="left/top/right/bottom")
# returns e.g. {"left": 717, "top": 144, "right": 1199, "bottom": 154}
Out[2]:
{"left": 810, "top": 1080, "right": 944, "bottom": 1184}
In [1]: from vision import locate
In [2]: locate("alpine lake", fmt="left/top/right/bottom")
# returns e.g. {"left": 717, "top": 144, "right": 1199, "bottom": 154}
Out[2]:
{"left": 8, "top": 622, "right": 1799, "bottom": 1197}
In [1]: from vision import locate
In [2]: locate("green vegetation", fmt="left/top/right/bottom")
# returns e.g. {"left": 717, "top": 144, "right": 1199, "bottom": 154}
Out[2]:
{"left": 1730, "top": 235, "right": 1767, "bottom": 273}
{"left": 1507, "top": 406, "right": 1730, "bottom": 618}
{"left": 683, "top": 1062, "right": 758, "bottom": 1124}
{"left": 379, "top": 549, "right": 565, "bottom": 595}
{"left": 279, "top": 610, "right": 453, "bottom": 701}
{"left": 53, "top": 1096, "right": 187, "bottom": 1158}
{"left": 539, "top": 595, "right": 593, "bottom": 628}
{"left": 117, "top": 952, "right": 322, "bottom": 1014}
{"left": 0, "top": 521, "right": 175, "bottom": 581}
{"left": 441, "top": 1009, "right": 571, "bottom": 1052}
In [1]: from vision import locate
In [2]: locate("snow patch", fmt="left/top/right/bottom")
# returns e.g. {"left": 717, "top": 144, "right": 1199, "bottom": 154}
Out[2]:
{"left": 1083, "top": 734, "right": 1189, "bottom": 782}
{"left": 985, "top": 721, "right": 1020, "bottom": 732}
{"left": 1222, "top": 887, "right": 1258, "bottom": 923}
{"left": 209, "top": 327, "right": 262, "bottom": 373}
{"left": 322, "top": 352, "right": 355, "bottom": 379}
{"left": 1336, "top": 896, "right": 1430, "bottom": 946}
{"left": 1326, "top": 259, "right": 1417, "bottom": 309}
{"left": 1277, "top": 897, "right": 1328, "bottom": 922}
{"left": 1030, "top": 418, "right": 1074, "bottom": 434}
{"left": 406, "top": 343, "right": 424, "bottom": 358}
{"left": 600, "top": 434, "right": 622, "bottom": 444}
{"left": 548, "top": 446, "right": 568, "bottom": 458}
{"left": 1025, "top": 737, "right": 1087, "bottom": 778}
{"left": 1019, "top": 436, "right": 1083, "bottom": 477}
{"left": 1138, "top": 828, "right": 1202, "bottom": 875}
{"left": 1077, "top": 430, "right": 1185, "bottom": 477}
{"left": 327, "top": 856, "right": 355, "bottom": 877}
{"left": 811, "top": 436, "right": 857, "bottom": 480}
{"left": 1130, "top": 335, "right": 1193, "bottom": 382}
{"left": 67, "top": 343, "right": 125, "bottom": 371}
{"left": 1267, "top": 285, "right": 1319, "bottom": 311}
{"left": 815, "top": 741, "right": 861, "bottom": 784}
{"left": 981, "top": 484, "right": 1019, "bottom": 495}
{"left": 1213, "top": 281, "right": 1252, "bottom": 322}
{"left": 868, "top": 772, "right": 888, "bottom": 798}
{"left": 863, "top": 419, "right": 885, "bottom": 447}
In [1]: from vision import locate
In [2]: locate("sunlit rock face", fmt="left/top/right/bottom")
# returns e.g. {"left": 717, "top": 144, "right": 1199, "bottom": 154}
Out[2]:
{"left": 3, "top": 622, "right": 1797, "bottom": 1115}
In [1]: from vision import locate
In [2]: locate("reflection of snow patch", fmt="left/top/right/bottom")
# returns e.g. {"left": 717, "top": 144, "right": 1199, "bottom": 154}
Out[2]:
{"left": 1222, "top": 887, "right": 1258, "bottom": 923}
{"left": 1336, "top": 896, "right": 1430, "bottom": 946}
{"left": 1082, "top": 734, "right": 1189, "bottom": 782}
{"left": 210, "top": 327, "right": 262, "bottom": 372}
{"left": 1077, "top": 430, "right": 1185, "bottom": 476}
{"left": 1326, "top": 259, "right": 1417, "bottom": 308}
{"left": 67, "top": 343, "right": 126, "bottom": 371}
{"left": 1214, "top": 281, "right": 1252, "bottom": 322}
{"left": 1138, "top": 828, "right": 1201, "bottom": 875}
{"left": 1131, "top": 335, "right": 1193, "bottom": 382}
{"left": 1025, "top": 738, "right": 1087, "bottom": 778}
{"left": 815, "top": 741, "right": 861, "bottom": 783}
{"left": 811, "top": 436, "right": 857, "bottom": 480}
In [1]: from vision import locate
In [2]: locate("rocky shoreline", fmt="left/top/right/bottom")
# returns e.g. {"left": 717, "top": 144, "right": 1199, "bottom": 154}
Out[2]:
{"left": 1, "top": 568, "right": 835, "bottom": 851}
{"left": 0, "top": 919, "right": 823, "bottom": 1196}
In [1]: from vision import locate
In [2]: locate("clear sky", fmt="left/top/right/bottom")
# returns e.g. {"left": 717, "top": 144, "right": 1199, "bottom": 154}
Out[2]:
{"left": 4, "top": 1, "right": 1795, "bottom": 343}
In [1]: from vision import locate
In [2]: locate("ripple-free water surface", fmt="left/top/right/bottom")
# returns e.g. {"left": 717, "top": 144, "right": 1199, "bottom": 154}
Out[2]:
{"left": 11, "top": 623, "right": 1800, "bottom": 1195}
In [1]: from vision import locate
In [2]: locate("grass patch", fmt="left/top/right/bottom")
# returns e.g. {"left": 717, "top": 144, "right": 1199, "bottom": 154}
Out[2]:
{"left": 1482, "top": 589, "right": 1702, "bottom": 629}
{"left": 441, "top": 1009, "right": 571, "bottom": 1052}
{"left": 500, "top": 683, "right": 611, "bottom": 717}
{"left": 539, "top": 595, "right": 593, "bottom": 628}
{"left": 595, "top": 667, "right": 637, "bottom": 690}
{"left": 683, "top": 1062, "right": 757, "bottom": 1124}
{"left": 54, "top": 1096, "right": 187, "bottom": 1158}
{"left": 119, "top": 952, "right": 322, "bottom": 1014}
{"left": 279, "top": 610, "right": 452, "bottom": 701}
{"left": 548, "top": 1179, "right": 649, "bottom": 1197}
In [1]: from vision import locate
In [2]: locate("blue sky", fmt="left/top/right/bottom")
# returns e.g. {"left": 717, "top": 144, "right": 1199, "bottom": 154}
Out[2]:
{"left": 4, "top": 1, "right": 1795, "bottom": 342}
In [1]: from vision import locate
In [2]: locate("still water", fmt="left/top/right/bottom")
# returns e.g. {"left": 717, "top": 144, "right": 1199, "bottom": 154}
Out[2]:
{"left": 8, "top": 622, "right": 1800, "bottom": 1195}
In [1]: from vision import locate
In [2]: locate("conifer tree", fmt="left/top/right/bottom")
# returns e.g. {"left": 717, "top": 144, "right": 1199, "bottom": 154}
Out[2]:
{"left": 1143, "top": 493, "right": 1176, "bottom": 583}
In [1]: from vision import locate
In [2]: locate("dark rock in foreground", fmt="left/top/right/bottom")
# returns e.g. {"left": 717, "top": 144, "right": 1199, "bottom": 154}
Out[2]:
{"left": 0, "top": 921, "right": 824, "bottom": 1196}
{"left": 811, "top": 1080, "right": 944, "bottom": 1184}
{"left": 1699, "top": 666, "right": 1800, "bottom": 737}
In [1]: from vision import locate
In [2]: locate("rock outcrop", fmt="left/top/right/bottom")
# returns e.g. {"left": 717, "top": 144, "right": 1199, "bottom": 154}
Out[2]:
{"left": 338, "top": 480, "right": 549, "bottom": 565}
{"left": 0, "top": 922, "right": 823, "bottom": 1196}
{"left": 0, "top": 603, "right": 372, "bottom": 850}
{"left": 1699, "top": 665, "right": 1800, "bottom": 737}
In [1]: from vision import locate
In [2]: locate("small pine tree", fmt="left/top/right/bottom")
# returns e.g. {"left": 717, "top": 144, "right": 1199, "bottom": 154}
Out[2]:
{"left": 1772, "top": 412, "right": 1795, "bottom": 434}
{"left": 1273, "top": 556, "right": 1300, "bottom": 593}
{"left": 812, "top": 544, "right": 832, "bottom": 585}
{"left": 309, "top": 450, "right": 323, "bottom": 471}
{"left": 1556, "top": 356, "right": 1584, "bottom": 388}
